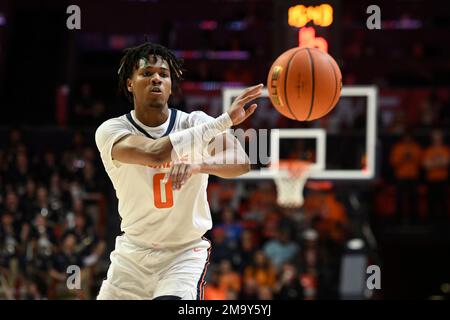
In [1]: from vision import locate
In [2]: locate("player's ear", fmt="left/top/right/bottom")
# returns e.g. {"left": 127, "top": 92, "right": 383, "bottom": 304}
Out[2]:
{"left": 127, "top": 79, "right": 133, "bottom": 93}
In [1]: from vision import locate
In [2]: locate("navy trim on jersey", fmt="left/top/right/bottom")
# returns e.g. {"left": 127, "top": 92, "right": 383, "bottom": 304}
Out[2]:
{"left": 153, "top": 295, "right": 182, "bottom": 300}
{"left": 196, "top": 237, "right": 212, "bottom": 300}
{"left": 126, "top": 108, "right": 177, "bottom": 139}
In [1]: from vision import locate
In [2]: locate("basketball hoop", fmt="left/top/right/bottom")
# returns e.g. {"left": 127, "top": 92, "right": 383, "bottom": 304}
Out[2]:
{"left": 270, "top": 160, "right": 312, "bottom": 208}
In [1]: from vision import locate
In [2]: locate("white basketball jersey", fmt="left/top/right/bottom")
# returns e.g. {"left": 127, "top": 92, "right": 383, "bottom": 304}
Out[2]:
{"left": 95, "top": 108, "right": 214, "bottom": 249}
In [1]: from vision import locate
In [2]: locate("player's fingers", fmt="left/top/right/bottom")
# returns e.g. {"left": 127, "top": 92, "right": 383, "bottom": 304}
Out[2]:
{"left": 179, "top": 165, "right": 192, "bottom": 187}
{"left": 237, "top": 86, "right": 262, "bottom": 102}
{"left": 240, "top": 83, "right": 263, "bottom": 95}
{"left": 244, "top": 104, "right": 258, "bottom": 119}
{"left": 239, "top": 91, "right": 262, "bottom": 105}
{"left": 237, "top": 84, "right": 263, "bottom": 100}
{"left": 170, "top": 164, "right": 182, "bottom": 189}
{"left": 163, "top": 167, "right": 174, "bottom": 184}
{"left": 175, "top": 163, "right": 188, "bottom": 189}
{"left": 175, "top": 164, "right": 186, "bottom": 189}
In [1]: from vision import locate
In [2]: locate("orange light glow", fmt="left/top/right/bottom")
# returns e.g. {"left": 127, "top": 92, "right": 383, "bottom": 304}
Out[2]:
{"left": 298, "top": 27, "right": 328, "bottom": 53}
{"left": 288, "top": 4, "right": 333, "bottom": 27}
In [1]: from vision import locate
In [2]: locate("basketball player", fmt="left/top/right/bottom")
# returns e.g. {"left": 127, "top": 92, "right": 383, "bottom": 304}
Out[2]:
{"left": 95, "top": 42, "right": 262, "bottom": 300}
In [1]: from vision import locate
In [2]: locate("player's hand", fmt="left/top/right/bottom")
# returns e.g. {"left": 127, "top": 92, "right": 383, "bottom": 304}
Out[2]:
{"left": 226, "top": 84, "right": 263, "bottom": 125}
{"left": 164, "top": 162, "right": 201, "bottom": 190}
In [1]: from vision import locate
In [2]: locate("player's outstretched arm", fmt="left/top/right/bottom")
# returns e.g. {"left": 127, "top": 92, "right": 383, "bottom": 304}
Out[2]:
{"left": 168, "top": 83, "right": 262, "bottom": 160}
{"left": 111, "top": 134, "right": 173, "bottom": 166}
{"left": 166, "top": 133, "right": 250, "bottom": 190}
{"left": 200, "top": 133, "right": 250, "bottom": 178}
{"left": 108, "top": 84, "right": 263, "bottom": 167}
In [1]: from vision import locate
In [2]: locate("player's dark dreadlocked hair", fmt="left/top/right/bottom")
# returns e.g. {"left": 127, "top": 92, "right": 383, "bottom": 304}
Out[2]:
{"left": 117, "top": 42, "right": 184, "bottom": 103}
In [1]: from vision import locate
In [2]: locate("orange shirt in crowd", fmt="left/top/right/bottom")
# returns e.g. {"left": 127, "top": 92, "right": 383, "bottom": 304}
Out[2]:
{"left": 314, "top": 194, "right": 349, "bottom": 242}
{"left": 423, "top": 145, "right": 450, "bottom": 181}
{"left": 243, "top": 266, "right": 277, "bottom": 288}
{"left": 219, "top": 272, "right": 242, "bottom": 293}
{"left": 204, "top": 284, "right": 227, "bottom": 300}
{"left": 390, "top": 141, "right": 423, "bottom": 179}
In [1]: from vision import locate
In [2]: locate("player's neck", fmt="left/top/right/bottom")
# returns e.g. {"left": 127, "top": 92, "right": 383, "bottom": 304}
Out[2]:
{"left": 134, "top": 104, "right": 169, "bottom": 127}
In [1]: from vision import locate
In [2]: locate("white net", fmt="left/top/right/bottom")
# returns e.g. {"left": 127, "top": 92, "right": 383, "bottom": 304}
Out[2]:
{"left": 272, "top": 161, "right": 312, "bottom": 208}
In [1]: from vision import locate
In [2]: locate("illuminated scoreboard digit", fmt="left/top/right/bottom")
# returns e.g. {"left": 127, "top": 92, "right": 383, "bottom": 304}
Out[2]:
{"left": 288, "top": 4, "right": 333, "bottom": 53}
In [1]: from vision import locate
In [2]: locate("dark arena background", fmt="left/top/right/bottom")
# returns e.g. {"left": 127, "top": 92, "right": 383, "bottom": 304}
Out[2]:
{"left": 0, "top": 0, "right": 449, "bottom": 301}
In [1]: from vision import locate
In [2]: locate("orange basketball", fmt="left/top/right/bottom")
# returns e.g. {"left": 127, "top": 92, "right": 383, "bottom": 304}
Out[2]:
{"left": 267, "top": 47, "right": 342, "bottom": 121}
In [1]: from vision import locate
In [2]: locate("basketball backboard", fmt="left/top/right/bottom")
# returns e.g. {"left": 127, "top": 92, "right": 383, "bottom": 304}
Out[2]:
{"left": 222, "top": 86, "right": 378, "bottom": 180}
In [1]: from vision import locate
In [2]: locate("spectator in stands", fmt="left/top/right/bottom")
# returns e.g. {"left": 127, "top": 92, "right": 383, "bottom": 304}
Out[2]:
{"left": 72, "top": 83, "right": 105, "bottom": 127}
{"left": 423, "top": 130, "right": 450, "bottom": 222}
{"left": 263, "top": 227, "right": 299, "bottom": 271}
{"left": 48, "top": 173, "right": 71, "bottom": 216}
{"left": 299, "top": 229, "right": 319, "bottom": 300}
{"left": 257, "top": 285, "right": 274, "bottom": 300}
{"left": 236, "top": 229, "right": 258, "bottom": 272}
{"left": 49, "top": 232, "right": 84, "bottom": 299}
{"left": 24, "top": 281, "right": 43, "bottom": 300}
{"left": 314, "top": 190, "right": 349, "bottom": 244}
{"left": 239, "top": 277, "right": 258, "bottom": 300}
{"left": 28, "top": 213, "right": 56, "bottom": 298}
{"left": 239, "top": 199, "right": 265, "bottom": 231}
{"left": 80, "top": 161, "right": 101, "bottom": 193}
{"left": 3, "top": 191, "right": 25, "bottom": 228}
{"left": 7, "top": 150, "right": 30, "bottom": 193}
{"left": 243, "top": 250, "right": 276, "bottom": 289}
{"left": 274, "top": 262, "right": 304, "bottom": 300}
{"left": 387, "top": 109, "right": 407, "bottom": 135}
{"left": 389, "top": 132, "right": 423, "bottom": 224}
{"left": 0, "top": 212, "right": 19, "bottom": 269}
{"left": 261, "top": 207, "right": 280, "bottom": 242}
{"left": 62, "top": 131, "right": 87, "bottom": 179}
{"left": 68, "top": 212, "right": 105, "bottom": 267}
{"left": 278, "top": 207, "right": 309, "bottom": 244}
{"left": 35, "top": 186, "right": 59, "bottom": 226}
{"left": 204, "top": 269, "right": 227, "bottom": 300}
{"left": 38, "top": 150, "right": 59, "bottom": 185}
{"left": 16, "top": 219, "right": 33, "bottom": 273}
{"left": 216, "top": 207, "right": 243, "bottom": 249}
{"left": 218, "top": 259, "right": 241, "bottom": 297}
{"left": 248, "top": 182, "right": 277, "bottom": 210}
{"left": 208, "top": 180, "right": 241, "bottom": 214}
{"left": 20, "top": 178, "right": 37, "bottom": 221}
{"left": 209, "top": 227, "right": 235, "bottom": 264}
{"left": 32, "top": 214, "right": 56, "bottom": 257}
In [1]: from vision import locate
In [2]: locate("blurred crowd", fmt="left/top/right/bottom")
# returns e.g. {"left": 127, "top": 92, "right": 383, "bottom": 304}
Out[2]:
{"left": 377, "top": 129, "right": 450, "bottom": 225}
{"left": 204, "top": 180, "right": 350, "bottom": 300}
{"left": 0, "top": 129, "right": 106, "bottom": 299}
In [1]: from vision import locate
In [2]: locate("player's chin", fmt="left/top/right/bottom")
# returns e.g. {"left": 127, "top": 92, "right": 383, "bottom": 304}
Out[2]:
{"left": 146, "top": 96, "right": 167, "bottom": 108}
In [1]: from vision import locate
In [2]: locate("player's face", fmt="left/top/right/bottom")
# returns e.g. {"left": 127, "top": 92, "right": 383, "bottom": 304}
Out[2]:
{"left": 128, "top": 55, "right": 172, "bottom": 108}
